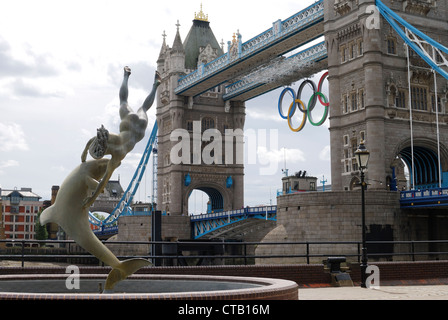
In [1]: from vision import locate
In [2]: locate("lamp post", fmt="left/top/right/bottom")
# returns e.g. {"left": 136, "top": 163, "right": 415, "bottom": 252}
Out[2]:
{"left": 355, "top": 140, "right": 370, "bottom": 288}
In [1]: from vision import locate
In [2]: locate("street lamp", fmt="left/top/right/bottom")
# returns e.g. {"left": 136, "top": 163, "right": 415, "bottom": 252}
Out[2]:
{"left": 355, "top": 140, "right": 370, "bottom": 288}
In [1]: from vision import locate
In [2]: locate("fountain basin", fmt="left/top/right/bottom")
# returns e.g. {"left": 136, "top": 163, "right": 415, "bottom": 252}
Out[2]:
{"left": 0, "top": 274, "right": 298, "bottom": 300}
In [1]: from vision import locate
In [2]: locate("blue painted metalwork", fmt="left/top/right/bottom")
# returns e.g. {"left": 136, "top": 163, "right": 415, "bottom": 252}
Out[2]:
{"left": 185, "top": 173, "right": 192, "bottom": 187}
{"left": 400, "top": 146, "right": 440, "bottom": 190}
{"left": 192, "top": 187, "right": 225, "bottom": 213}
{"left": 93, "top": 226, "right": 118, "bottom": 237}
{"left": 376, "top": 0, "right": 448, "bottom": 80}
{"left": 226, "top": 176, "right": 233, "bottom": 188}
{"left": 224, "top": 41, "right": 328, "bottom": 101}
{"left": 400, "top": 188, "right": 448, "bottom": 208}
{"left": 191, "top": 206, "right": 277, "bottom": 239}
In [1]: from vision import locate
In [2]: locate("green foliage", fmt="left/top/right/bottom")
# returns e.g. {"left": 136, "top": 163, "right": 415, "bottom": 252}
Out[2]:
{"left": 35, "top": 208, "right": 48, "bottom": 241}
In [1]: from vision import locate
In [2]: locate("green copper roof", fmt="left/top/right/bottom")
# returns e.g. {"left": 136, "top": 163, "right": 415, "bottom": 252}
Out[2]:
{"left": 183, "top": 19, "right": 223, "bottom": 70}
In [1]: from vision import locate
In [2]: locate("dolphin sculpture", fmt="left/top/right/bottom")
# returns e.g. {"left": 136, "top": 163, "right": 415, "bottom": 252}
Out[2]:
{"left": 40, "top": 159, "right": 151, "bottom": 293}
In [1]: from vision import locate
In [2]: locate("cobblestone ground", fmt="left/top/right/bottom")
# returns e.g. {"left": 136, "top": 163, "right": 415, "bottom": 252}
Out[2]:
{"left": 0, "top": 260, "right": 69, "bottom": 267}
{"left": 300, "top": 285, "right": 448, "bottom": 300}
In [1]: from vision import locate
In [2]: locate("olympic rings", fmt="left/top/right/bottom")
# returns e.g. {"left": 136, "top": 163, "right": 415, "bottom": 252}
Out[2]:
{"left": 278, "top": 72, "right": 329, "bottom": 133}
{"left": 278, "top": 87, "right": 296, "bottom": 119}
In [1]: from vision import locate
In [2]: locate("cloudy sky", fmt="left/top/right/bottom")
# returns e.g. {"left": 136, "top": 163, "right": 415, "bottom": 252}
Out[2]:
{"left": 0, "top": 0, "right": 330, "bottom": 213}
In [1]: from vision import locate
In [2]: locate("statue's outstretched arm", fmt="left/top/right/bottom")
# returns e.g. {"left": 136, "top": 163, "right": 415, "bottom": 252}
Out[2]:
{"left": 82, "top": 137, "right": 95, "bottom": 163}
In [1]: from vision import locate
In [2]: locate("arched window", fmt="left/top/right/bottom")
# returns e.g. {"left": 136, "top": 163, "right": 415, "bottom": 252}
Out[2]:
{"left": 201, "top": 117, "right": 215, "bottom": 132}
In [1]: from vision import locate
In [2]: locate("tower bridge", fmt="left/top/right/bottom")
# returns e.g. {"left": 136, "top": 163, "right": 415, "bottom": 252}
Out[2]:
{"left": 91, "top": 0, "right": 448, "bottom": 252}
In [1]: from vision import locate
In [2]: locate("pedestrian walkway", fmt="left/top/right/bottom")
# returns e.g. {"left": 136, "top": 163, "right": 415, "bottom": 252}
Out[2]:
{"left": 300, "top": 285, "right": 448, "bottom": 300}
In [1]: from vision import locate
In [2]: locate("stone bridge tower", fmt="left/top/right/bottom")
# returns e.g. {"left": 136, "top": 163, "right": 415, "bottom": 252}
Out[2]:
{"left": 156, "top": 8, "right": 245, "bottom": 217}
{"left": 325, "top": 0, "right": 448, "bottom": 192}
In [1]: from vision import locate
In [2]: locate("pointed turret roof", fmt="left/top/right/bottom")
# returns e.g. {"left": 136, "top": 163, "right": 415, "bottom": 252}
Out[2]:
{"left": 172, "top": 20, "right": 184, "bottom": 53}
{"left": 157, "top": 30, "right": 168, "bottom": 63}
{"left": 183, "top": 6, "right": 223, "bottom": 70}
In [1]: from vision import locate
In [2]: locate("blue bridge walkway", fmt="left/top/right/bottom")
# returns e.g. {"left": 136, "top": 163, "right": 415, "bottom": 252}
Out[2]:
{"left": 400, "top": 188, "right": 448, "bottom": 209}
{"left": 191, "top": 206, "right": 277, "bottom": 239}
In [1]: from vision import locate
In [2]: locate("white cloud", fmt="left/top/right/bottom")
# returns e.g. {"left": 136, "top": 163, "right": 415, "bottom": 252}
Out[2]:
{"left": 0, "top": 160, "right": 19, "bottom": 169}
{"left": 256, "top": 146, "right": 306, "bottom": 176}
{"left": 0, "top": 123, "right": 29, "bottom": 151}
{"left": 121, "top": 153, "right": 144, "bottom": 170}
{"left": 246, "top": 108, "right": 283, "bottom": 123}
{"left": 257, "top": 147, "right": 306, "bottom": 164}
{"left": 319, "top": 145, "right": 331, "bottom": 161}
{"left": 0, "top": 160, "right": 19, "bottom": 175}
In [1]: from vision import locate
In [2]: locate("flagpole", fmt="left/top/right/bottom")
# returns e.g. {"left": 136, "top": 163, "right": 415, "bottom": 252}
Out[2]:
{"left": 406, "top": 43, "right": 416, "bottom": 190}
{"left": 433, "top": 48, "right": 442, "bottom": 188}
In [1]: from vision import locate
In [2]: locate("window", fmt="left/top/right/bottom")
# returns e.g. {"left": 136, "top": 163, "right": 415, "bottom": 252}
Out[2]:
{"left": 343, "top": 94, "right": 349, "bottom": 113}
{"left": 358, "top": 39, "right": 363, "bottom": 56}
{"left": 343, "top": 135, "right": 349, "bottom": 146}
{"left": 201, "top": 117, "right": 215, "bottom": 132}
{"left": 396, "top": 90, "right": 406, "bottom": 108}
{"left": 359, "top": 89, "right": 365, "bottom": 109}
{"left": 186, "top": 120, "right": 193, "bottom": 132}
{"left": 387, "top": 38, "right": 397, "bottom": 55}
{"left": 432, "top": 94, "right": 442, "bottom": 113}
{"left": 341, "top": 45, "right": 347, "bottom": 63}
{"left": 351, "top": 92, "right": 358, "bottom": 111}
{"left": 411, "top": 86, "right": 428, "bottom": 110}
{"left": 349, "top": 42, "right": 356, "bottom": 59}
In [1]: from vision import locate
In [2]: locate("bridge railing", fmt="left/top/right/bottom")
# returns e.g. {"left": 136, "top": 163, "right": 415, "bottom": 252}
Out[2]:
{"left": 2, "top": 239, "right": 448, "bottom": 267}
{"left": 190, "top": 205, "right": 277, "bottom": 222}
{"left": 223, "top": 41, "right": 327, "bottom": 100}
{"left": 400, "top": 187, "right": 448, "bottom": 208}
{"left": 175, "top": 0, "right": 324, "bottom": 94}
{"left": 401, "top": 188, "right": 448, "bottom": 199}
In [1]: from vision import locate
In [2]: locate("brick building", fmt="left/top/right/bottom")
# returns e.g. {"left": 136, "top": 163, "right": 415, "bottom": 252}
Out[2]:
{"left": 0, "top": 187, "right": 43, "bottom": 240}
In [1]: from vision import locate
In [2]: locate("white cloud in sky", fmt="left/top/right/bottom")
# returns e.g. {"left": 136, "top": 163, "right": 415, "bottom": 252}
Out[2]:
{"left": 0, "top": 160, "right": 20, "bottom": 175}
{"left": 319, "top": 145, "right": 331, "bottom": 161}
{"left": 0, "top": 123, "right": 29, "bottom": 151}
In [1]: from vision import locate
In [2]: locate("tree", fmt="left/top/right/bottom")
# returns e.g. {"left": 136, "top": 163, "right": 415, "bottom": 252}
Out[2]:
{"left": 35, "top": 209, "right": 48, "bottom": 241}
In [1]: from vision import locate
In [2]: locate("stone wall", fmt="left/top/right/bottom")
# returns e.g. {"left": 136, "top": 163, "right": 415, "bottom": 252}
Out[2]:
{"left": 107, "top": 215, "right": 191, "bottom": 256}
{"left": 256, "top": 190, "right": 407, "bottom": 264}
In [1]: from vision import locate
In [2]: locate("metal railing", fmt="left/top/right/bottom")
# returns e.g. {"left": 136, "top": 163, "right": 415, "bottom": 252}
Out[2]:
{"left": 1, "top": 239, "right": 448, "bottom": 267}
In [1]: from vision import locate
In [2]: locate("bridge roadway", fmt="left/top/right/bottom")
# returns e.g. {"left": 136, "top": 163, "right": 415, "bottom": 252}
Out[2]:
{"left": 175, "top": 0, "right": 324, "bottom": 99}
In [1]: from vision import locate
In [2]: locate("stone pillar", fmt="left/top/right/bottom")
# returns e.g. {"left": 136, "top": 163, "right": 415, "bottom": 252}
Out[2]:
{"left": 363, "top": 26, "right": 385, "bottom": 189}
